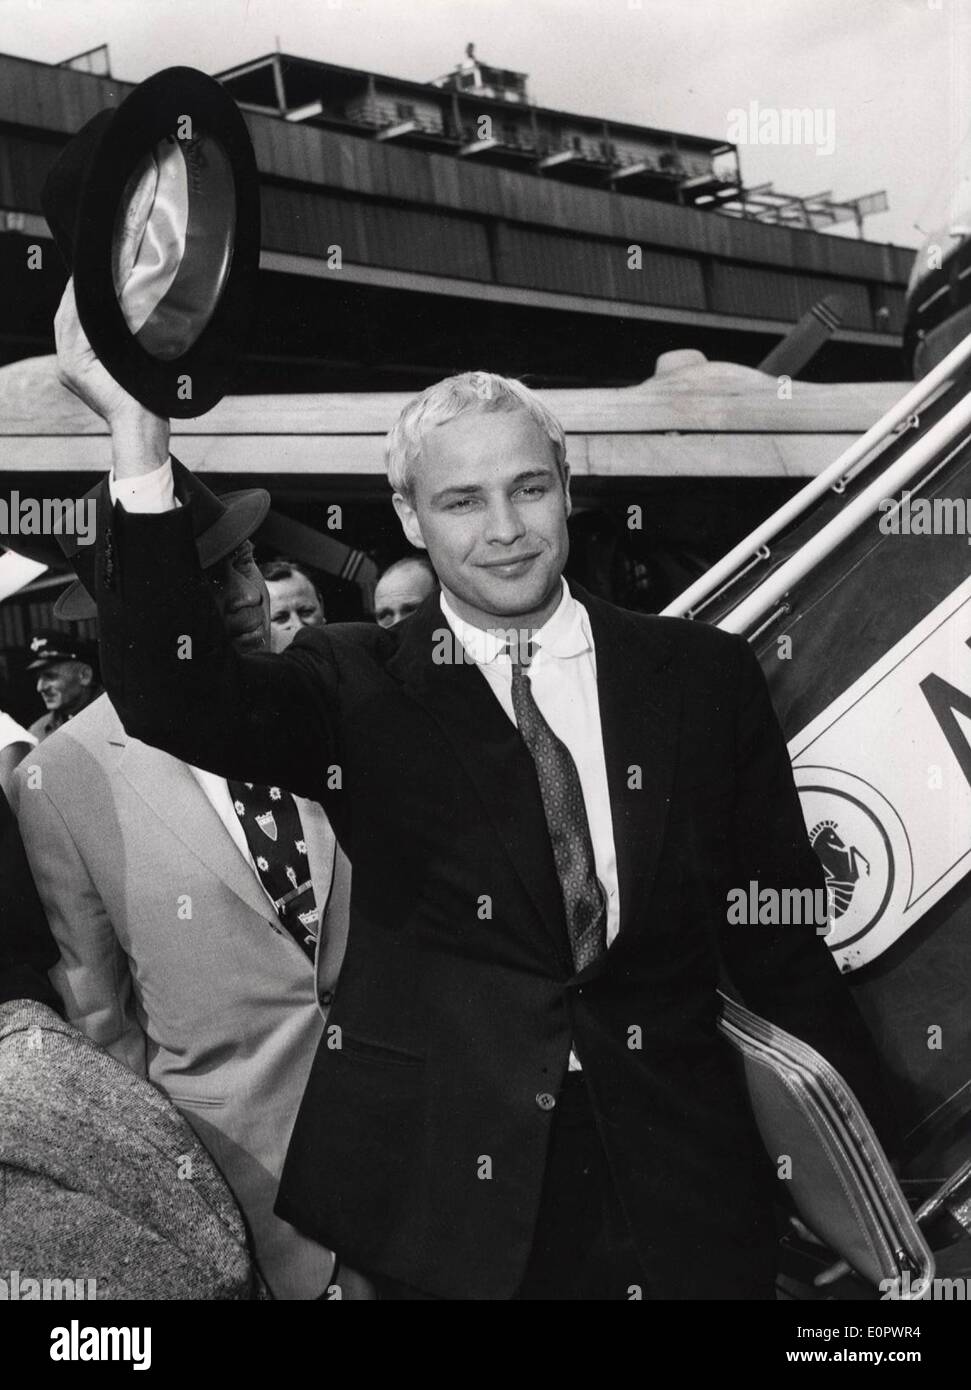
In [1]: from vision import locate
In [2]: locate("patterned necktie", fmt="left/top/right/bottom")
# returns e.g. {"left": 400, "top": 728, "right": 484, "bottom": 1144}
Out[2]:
{"left": 508, "top": 644, "right": 607, "bottom": 972}
{"left": 225, "top": 780, "right": 319, "bottom": 962}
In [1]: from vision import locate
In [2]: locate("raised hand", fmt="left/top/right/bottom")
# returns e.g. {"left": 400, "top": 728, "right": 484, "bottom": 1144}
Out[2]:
{"left": 54, "top": 278, "right": 170, "bottom": 477}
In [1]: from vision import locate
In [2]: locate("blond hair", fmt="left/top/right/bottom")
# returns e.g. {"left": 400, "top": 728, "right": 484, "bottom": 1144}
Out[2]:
{"left": 385, "top": 371, "right": 567, "bottom": 499}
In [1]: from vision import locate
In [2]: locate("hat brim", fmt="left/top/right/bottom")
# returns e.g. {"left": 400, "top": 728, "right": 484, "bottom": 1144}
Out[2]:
{"left": 196, "top": 488, "right": 272, "bottom": 568}
{"left": 53, "top": 487, "right": 271, "bottom": 621}
{"left": 66, "top": 68, "right": 260, "bottom": 420}
{"left": 27, "top": 652, "right": 96, "bottom": 670}
{"left": 52, "top": 583, "right": 95, "bottom": 622}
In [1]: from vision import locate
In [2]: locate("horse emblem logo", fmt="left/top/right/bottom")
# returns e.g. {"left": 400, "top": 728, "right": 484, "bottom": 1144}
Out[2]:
{"left": 808, "top": 818, "right": 870, "bottom": 924}
{"left": 793, "top": 766, "right": 911, "bottom": 971}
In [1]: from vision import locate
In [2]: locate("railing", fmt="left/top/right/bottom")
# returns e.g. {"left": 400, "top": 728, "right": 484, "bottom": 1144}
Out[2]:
{"left": 329, "top": 98, "right": 741, "bottom": 195}
{"left": 662, "top": 329, "right": 971, "bottom": 628}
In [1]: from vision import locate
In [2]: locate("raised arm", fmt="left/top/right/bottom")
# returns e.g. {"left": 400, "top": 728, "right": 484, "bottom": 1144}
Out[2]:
{"left": 54, "top": 281, "right": 338, "bottom": 797}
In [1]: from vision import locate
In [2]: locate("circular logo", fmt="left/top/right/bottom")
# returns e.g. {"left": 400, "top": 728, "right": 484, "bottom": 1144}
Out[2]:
{"left": 793, "top": 766, "right": 913, "bottom": 971}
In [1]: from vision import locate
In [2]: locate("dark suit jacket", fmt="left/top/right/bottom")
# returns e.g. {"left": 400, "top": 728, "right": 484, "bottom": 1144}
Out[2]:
{"left": 95, "top": 491, "right": 896, "bottom": 1300}
{"left": 0, "top": 786, "right": 60, "bottom": 1012}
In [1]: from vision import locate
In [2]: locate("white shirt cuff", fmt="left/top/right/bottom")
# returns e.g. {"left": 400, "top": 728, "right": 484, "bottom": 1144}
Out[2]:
{"left": 108, "top": 458, "right": 179, "bottom": 513}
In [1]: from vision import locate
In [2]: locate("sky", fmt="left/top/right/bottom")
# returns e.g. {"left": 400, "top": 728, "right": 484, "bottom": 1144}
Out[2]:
{"left": 1, "top": 0, "right": 968, "bottom": 248}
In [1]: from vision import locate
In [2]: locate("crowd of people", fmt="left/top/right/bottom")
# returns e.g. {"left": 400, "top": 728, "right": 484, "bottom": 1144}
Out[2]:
{"left": 0, "top": 541, "right": 441, "bottom": 1298}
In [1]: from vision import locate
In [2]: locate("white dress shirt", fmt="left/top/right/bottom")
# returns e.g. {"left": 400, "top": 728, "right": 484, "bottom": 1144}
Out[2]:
{"left": 440, "top": 583, "right": 621, "bottom": 1073}
{"left": 440, "top": 581, "right": 620, "bottom": 945}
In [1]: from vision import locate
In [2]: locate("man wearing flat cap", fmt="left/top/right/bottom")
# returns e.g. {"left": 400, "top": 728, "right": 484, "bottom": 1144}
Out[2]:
{"left": 25, "top": 629, "right": 101, "bottom": 743}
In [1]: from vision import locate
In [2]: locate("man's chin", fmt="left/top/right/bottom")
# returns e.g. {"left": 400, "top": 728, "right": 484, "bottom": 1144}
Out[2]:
{"left": 464, "top": 572, "right": 562, "bottom": 622}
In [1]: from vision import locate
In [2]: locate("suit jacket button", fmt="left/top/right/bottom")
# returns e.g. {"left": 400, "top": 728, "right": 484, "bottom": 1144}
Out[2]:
{"left": 535, "top": 1091, "right": 556, "bottom": 1111}
{"left": 319, "top": 990, "right": 334, "bottom": 1006}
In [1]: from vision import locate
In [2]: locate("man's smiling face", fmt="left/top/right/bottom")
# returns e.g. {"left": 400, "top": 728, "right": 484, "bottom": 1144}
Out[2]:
{"left": 392, "top": 409, "right": 570, "bottom": 631}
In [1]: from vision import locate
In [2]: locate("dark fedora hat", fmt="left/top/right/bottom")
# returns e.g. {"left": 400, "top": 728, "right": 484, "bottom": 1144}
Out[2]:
{"left": 54, "top": 460, "right": 270, "bottom": 620}
{"left": 42, "top": 66, "right": 260, "bottom": 420}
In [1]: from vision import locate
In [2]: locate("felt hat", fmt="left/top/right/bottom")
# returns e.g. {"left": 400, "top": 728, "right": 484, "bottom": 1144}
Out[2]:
{"left": 41, "top": 66, "right": 260, "bottom": 419}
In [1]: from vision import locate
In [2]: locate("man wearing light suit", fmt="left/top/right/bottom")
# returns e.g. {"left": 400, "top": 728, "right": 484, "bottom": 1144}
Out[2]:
{"left": 13, "top": 476, "right": 361, "bottom": 1300}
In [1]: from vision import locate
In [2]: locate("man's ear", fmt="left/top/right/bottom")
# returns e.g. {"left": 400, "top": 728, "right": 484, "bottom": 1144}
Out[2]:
{"left": 78, "top": 663, "right": 93, "bottom": 689}
{"left": 392, "top": 492, "right": 427, "bottom": 552}
{"left": 562, "top": 462, "right": 572, "bottom": 520}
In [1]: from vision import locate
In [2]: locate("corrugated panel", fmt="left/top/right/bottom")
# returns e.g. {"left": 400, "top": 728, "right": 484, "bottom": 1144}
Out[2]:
{"left": 880, "top": 286, "right": 907, "bottom": 334}
{"left": 497, "top": 225, "right": 613, "bottom": 296}
{"left": 247, "top": 108, "right": 911, "bottom": 285}
{"left": 262, "top": 186, "right": 493, "bottom": 280}
{"left": 496, "top": 225, "right": 705, "bottom": 309}
{"left": 0, "top": 55, "right": 125, "bottom": 134}
{"left": 0, "top": 52, "right": 913, "bottom": 294}
{"left": 0, "top": 60, "right": 46, "bottom": 128}
{"left": 0, "top": 134, "right": 60, "bottom": 211}
{"left": 711, "top": 263, "right": 874, "bottom": 329}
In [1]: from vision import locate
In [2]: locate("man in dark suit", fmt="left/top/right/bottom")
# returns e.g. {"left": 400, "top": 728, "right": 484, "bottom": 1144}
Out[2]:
{"left": 55, "top": 284, "right": 894, "bottom": 1300}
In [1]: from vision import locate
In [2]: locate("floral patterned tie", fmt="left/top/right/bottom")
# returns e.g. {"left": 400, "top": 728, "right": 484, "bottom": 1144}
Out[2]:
{"left": 225, "top": 780, "right": 319, "bottom": 961}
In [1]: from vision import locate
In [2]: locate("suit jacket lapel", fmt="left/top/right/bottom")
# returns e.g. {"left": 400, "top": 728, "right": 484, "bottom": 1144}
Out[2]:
{"left": 113, "top": 727, "right": 279, "bottom": 927}
{"left": 293, "top": 794, "right": 347, "bottom": 999}
{"left": 387, "top": 598, "right": 572, "bottom": 972}
{"left": 294, "top": 795, "right": 336, "bottom": 920}
{"left": 575, "top": 585, "right": 681, "bottom": 945}
{"left": 384, "top": 586, "right": 682, "bottom": 971}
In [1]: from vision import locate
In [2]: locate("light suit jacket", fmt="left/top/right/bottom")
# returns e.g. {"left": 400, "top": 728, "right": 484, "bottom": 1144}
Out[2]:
{"left": 12, "top": 693, "right": 351, "bottom": 1300}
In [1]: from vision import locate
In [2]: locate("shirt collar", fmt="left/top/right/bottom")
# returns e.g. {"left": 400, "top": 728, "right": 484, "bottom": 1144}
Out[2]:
{"left": 439, "top": 579, "right": 592, "bottom": 667}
